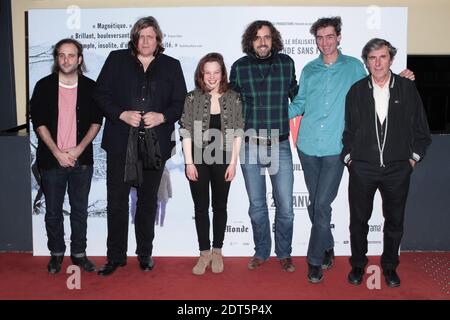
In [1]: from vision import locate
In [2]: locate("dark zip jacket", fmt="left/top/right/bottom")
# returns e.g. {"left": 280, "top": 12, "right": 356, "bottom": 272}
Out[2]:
{"left": 342, "top": 73, "right": 431, "bottom": 166}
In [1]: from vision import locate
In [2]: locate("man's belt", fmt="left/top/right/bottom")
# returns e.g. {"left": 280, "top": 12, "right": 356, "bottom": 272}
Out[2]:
{"left": 244, "top": 134, "right": 289, "bottom": 146}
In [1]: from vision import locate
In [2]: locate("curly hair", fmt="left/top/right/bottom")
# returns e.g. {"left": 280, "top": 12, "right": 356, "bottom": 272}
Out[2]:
{"left": 52, "top": 38, "right": 86, "bottom": 74}
{"left": 310, "top": 16, "right": 342, "bottom": 37}
{"left": 241, "top": 20, "right": 283, "bottom": 54}
{"left": 128, "top": 16, "right": 165, "bottom": 56}
{"left": 194, "top": 52, "right": 229, "bottom": 94}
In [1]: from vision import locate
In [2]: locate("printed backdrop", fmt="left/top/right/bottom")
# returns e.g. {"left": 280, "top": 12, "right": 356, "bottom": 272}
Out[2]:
{"left": 28, "top": 6, "right": 408, "bottom": 256}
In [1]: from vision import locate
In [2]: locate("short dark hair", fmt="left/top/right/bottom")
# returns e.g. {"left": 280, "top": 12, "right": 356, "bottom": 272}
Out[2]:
{"left": 52, "top": 38, "right": 86, "bottom": 74}
{"left": 310, "top": 16, "right": 342, "bottom": 37}
{"left": 241, "top": 20, "right": 283, "bottom": 54}
{"left": 194, "top": 52, "right": 229, "bottom": 94}
{"left": 361, "top": 38, "right": 397, "bottom": 65}
{"left": 128, "top": 16, "right": 165, "bottom": 56}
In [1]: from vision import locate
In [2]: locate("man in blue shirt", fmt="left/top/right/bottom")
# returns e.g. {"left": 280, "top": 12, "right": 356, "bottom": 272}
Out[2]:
{"left": 289, "top": 17, "right": 413, "bottom": 284}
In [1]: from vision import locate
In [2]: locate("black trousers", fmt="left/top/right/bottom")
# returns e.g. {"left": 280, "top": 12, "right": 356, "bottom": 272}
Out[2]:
{"left": 106, "top": 153, "right": 165, "bottom": 263}
{"left": 348, "top": 160, "right": 412, "bottom": 270}
{"left": 189, "top": 162, "right": 231, "bottom": 251}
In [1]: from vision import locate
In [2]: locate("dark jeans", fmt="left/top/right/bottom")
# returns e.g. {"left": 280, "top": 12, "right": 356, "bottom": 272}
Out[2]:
{"left": 40, "top": 163, "right": 93, "bottom": 256}
{"left": 106, "top": 153, "right": 165, "bottom": 263}
{"left": 348, "top": 160, "right": 412, "bottom": 270}
{"left": 298, "top": 150, "right": 344, "bottom": 266}
{"left": 189, "top": 163, "right": 231, "bottom": 251}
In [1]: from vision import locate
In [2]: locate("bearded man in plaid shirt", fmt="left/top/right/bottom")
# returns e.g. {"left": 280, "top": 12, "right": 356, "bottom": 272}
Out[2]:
{"left": 230, "top": 20, "right": 298, "bottom": 273}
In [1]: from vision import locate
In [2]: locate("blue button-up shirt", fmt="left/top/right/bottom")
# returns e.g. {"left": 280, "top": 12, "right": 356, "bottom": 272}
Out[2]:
{"left": 289, "top": 51, "right": 366, "bottom": 156}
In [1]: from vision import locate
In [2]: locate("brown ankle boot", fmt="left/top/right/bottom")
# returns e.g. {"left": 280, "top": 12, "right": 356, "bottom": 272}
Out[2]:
{"left": 192, "top": 250, "right": 212, "bottom": 275}
{"left": 211, "top": 248, "right": 224, "bottom": 273}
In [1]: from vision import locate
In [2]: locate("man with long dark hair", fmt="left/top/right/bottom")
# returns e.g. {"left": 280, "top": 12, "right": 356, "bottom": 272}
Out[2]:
{"left": 230, "top": 21, "right": 298, "bottom": 272}
{"left": 30, "top": 38, "right": 102, "bottom": 274}
{"left": 94, "top": 16, "right": 186, "bottom": 276}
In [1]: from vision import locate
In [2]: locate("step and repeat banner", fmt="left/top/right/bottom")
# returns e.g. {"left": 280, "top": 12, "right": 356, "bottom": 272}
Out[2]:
{"left": 29, "top": 6, "right": 407, "bottom": 256}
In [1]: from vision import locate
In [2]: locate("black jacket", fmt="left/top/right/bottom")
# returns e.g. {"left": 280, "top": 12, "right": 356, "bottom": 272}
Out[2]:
{"left": 93, "top": 49, "right": 187, "bottom": 160}
{"left": 30, "top": 73, "right": 102, "bottom": 169}
{"left": 342, "top": 73, "right": 431, "bottom": 165}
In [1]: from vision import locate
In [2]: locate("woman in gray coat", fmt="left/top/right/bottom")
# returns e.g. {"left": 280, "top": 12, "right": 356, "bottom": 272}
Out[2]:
{"left": 179, "top": 53, "right": 243, "bottom": 275}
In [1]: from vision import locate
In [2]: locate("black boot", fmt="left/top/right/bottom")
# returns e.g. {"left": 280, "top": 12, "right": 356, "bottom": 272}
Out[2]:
{"left": 97, "top": 261, "right": 127, "bottom": 276}
{"left": 322, "top": 248, "right": 335, "bottom": 270}
{"left": 308, "top": 263, "right": 323, "bottom": 284}
{"left": 347, "top": 267, "right": 365, "bottom": 285}
{"left": 47, "top": 255, "right": 64, "bottom": 274}
{"left": 138, "top": 256, "right": 154, "bottom": 271}
{"left": 383, "top": 269, "right": 401, "bottom": 287}
{"left": 71, "top": 255, "right": 96, "bottom": 272}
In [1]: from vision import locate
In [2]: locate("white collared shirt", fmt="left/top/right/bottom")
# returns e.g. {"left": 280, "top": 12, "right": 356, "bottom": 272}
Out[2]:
{"left": 372, "top": 73, "right": 391, "bottom": 124}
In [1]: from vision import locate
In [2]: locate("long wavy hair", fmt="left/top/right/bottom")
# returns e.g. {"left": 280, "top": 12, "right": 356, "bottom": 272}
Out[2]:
{"left": 194, "top": 52, "right": 229, "bottom": 94}
{"left": 128, "top": 16, "right": 165, "bottom": 56}
{"left": 241, "top": 20, "right": 283, "bottom": 55}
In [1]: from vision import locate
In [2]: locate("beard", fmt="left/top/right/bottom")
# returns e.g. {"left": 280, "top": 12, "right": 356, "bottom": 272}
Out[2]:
{"left": 59, "top": 64, "right": 79, "bottom": 75}
{"left": 255, "top": 47, "right": 272, "bottom": 59}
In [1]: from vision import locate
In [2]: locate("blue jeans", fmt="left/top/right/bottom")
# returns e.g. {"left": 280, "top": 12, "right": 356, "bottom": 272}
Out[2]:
{"left": 40, "top": 163, "right": 93, "bottom": 256}
{"left": 241, "top": 140, "right": 294, "bottom": 260}
{"left": 298, "top": 150, "right": 344, "bottom": 266}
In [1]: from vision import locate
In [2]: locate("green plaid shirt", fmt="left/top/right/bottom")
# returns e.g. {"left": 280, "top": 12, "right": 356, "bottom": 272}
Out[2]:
{"left": 230, "top": 52, "right": 298, "bottom": 136}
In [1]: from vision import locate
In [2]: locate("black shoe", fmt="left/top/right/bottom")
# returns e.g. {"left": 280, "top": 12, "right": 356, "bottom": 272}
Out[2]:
{"left": 47, "top": 255, "right": 64, "bottom": 274}
{"left": 307, "top": 263, "right": 323, "bottom": 284}
{"left": 347, "top": 267, "right": 365, "bottom": 285}
{"left": 97, "top": 261, "right": 126, "bottom": 276}
{"left": 71, "top": 255, "right": 96, "bottom": 272}
{"left": 138, "top": 256, "right": 154, "bottom": 271}
{"left": 384, "top": 269, "right": 401, "bottom": 287}
{"left": 322, "top": 248, "right": 335, "bottom": 270}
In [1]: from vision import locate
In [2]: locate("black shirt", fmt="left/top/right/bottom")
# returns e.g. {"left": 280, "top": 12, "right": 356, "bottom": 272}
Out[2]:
{"left": 94, "top": 49, "right": 187, "bottom": 160}
{"left": 194, "top": 113, "right": 231, "bottom": 165}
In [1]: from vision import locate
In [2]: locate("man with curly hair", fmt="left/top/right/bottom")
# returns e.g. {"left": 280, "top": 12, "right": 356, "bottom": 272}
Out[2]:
{"left": 230, "top": 20, "right": 298, "bottom": 273}
{"left": 289, "top": 17, "right": 415, "bottom": 284}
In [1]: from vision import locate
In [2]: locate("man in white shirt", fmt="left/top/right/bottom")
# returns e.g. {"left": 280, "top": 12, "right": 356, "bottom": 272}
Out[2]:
{"left": 341, "top": 38, "right": 431, "bottom": 287}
